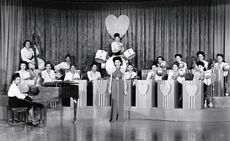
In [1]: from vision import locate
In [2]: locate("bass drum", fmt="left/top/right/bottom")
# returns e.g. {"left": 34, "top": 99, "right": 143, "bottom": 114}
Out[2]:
{"left": 105, "top": 56, "right": 127, "bottom": 75}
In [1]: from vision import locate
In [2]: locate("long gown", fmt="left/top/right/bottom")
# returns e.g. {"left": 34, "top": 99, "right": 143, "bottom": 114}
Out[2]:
{"left": 213, "top": 62, "right": 228, "bottom": 96}
{"left": 110, "top": 68, "right": 124, "bottom": 122}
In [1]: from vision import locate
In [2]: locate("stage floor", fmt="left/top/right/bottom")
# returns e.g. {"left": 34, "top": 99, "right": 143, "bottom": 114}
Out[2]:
{"left": 0, "top": 108, "right": 230, "bottom": 141}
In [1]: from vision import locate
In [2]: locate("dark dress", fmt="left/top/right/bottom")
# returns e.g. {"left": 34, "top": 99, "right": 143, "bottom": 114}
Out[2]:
{"left": 110, "top": 69, "right": 124, "bottom": 122}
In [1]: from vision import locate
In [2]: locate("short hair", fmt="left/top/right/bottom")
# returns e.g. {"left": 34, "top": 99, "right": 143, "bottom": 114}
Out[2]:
{"left": 23, "top": 40, "right": 31, "bottom": 47}
{"left": 19, "top": 61, "right": 29, "bottom": 70}
{"left": 216, "top": 53, "right": 224, "bottom": 60}
{"left": 173, "top": 61, "right": 179, "bottom": 67}
{"left": 11, "top": 73, "right": 20, "bottom": 83}
{"left": 45, "top": 61, "right": 52, "bottom": 66}
{"left": 113, "top": 56, "right": 123, "bottom": 66}
{"left": 175, "top": 54, "right": 182, "bottom": 58}
{"left": 65, "top": 54, "right": 71, "bottom": 59}
{"left": 152, "top": 61, "right": 158, "bottom": 67}
{"left": 156, "top": 56, "right": 164, "bottom": 61}
{"left": 113, "top": 33, "right": 120, "bottom": 38}
{"left": 90, "top": 62, "right": 98, "bottom": 68}
{"left": 197, "top": 51, "right": 205, "bottom": 58}
{"left": 196, "top": 61, "right": 205, "bottom": 67}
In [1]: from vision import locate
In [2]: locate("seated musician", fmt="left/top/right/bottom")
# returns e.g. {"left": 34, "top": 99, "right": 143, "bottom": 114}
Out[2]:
{"left": 194, "top": 51, "right": 209, "bottom": 70}
{"left": 54, "top": 54, "right": 71, "bottom": 71}
{"left": 41, "top": 61, "right": 56, "bottom": 83}
{"left": 167, "top": 62, "right": 185, "bottom": 83}
{"left": 174, "top": 54, "right": 187, "bottom": 71}
{"left": 146, "top": 62, "right": 164, "bottom": 81}
{"left": 87, "top": 63, "right": 101, "bottom": 82}
{"left": 20, "top": 40, "right": 45, "bottom": 70}
{"left": 156, "top": 56, "right": 167, "bottom": 71}
{"left": 124, "top": 63, "right": 137, "bottom": 80}
{"left": 8, "top": 73, "right": 39, "bottom": 125}
{"left": 64, "top": 65, "right": 81, "bottom": 81}
{"left": 110, "top": 33, "right": 124, "bottom": 56}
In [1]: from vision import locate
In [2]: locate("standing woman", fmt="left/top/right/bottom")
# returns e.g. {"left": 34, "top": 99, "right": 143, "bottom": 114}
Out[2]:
{"left": 108, "top": 57, "right": 127, "bottom": 122}
{"left": 21, "top": 40, "right": 45, "bottom": 70}
{"left": 213, "top": 54, "right": 229, "bottom": 96}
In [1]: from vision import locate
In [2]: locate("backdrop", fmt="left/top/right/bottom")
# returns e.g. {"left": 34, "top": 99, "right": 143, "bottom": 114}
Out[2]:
{"left": 1, "top": 0, "right": 230, "bottom": 94}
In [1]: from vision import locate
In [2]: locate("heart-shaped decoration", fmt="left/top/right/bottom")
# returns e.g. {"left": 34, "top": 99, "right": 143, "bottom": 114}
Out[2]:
{"left": 160, "top": 83, "right": 171, "bottom": 96}
{"left": 138, "top": 82, "right": 149, "bottom": 96}
{"left": 186, "top": 84, "right": 198, "bottom": 96}
{"left": 97, "top": 81, "right": 108, "bottom": 94}
{"left": 105, "top": 15, "right": 130, "bottom": 38}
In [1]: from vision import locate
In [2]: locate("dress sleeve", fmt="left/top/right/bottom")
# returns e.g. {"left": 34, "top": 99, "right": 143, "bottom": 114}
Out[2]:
{"left": 8, "top": 84, "right": 26, "bottom": 99}
{"left": 21, "top": 48, "right": 32, "bottom": 63}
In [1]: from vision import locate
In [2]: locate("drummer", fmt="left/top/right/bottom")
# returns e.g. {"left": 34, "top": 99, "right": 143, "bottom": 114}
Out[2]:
{"left": 111, "top": 33, "right": 124, "bottom": 56}
{"left": 87, "top": 63, "right": 101, "bottom": 82}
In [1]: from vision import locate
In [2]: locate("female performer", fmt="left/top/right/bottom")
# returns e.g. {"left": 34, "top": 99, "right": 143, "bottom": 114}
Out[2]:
{"left": 111, "top": 33, "right": 124, "bottom": 56}
{"left": 8, "top": 73, "right": 38, "bottom": 125}
{"left": 213, "top": 54, "right": 229, "bottom": 96}
{"left": 64, "top": 65, "right": 81, "bottom": 81}
{"left": 41, "top": 61, "right": 56, "bottom": 83}
{"left": 124, "top": 63, "right": 137, "bottom": 80}
{"left": 21, "top": 40, "right": 45, "bottom": 70}
{"left": 195, "top": 51, "right": 209, "bottom": 69}
{"left": 175, "top": 54, "right": 187, "bottom": 71}
{"left": 108, "top": 57, "right": 127, "bottom": 122}
{"left": 87, "top": 63, "right": 101, "bottom": 82}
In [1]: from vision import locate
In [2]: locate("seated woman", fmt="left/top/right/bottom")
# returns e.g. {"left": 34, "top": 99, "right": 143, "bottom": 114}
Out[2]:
{"left": 167, "top": 62, "right": 185, "bottom": 83}
{"left": 146, "top": 62, "right": 164, "bottom": 81}
{"left": 194, "top": 51, "right": 209, "bottom": 70}
{"left": 110, "top": 33, "right": 124, "bottom": 56}
{"left": 64, "top": 65, "right": 81, "bottom": 81}
{"left": 124, "top": 63, "right": 137, "bottom": 80}
{"left": 87, "top": 63, "right": 101, "bottom": 82}
{"left": 21, "top": 40, "right": 45, "bottom": 70}
{"left": 174, "top": 54, "right": 187, "bottom": 71}
{"left": 8, "top": 73, "right": 38, "bottom": 125}
{"left": 156, "top": 56, "right": 167, "bottom": 70}
{"left": 41, "top": 61, "right": 56, "bottom": 83}
{"left": 54, "top": 54, "right": 72, "bottom": 71}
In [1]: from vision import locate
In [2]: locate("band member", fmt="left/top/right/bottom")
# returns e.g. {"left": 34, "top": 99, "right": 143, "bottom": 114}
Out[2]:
{"left": 156, "top": 56, "right": 167, "bottom": 70}
{"left": 41, "top": 61, "right": 56, "bottom": 83}
{"left": 54, "top": 54, "right": 71, "bottom": 71}
{"left": 213, "top": 54, "right": 229, "bottom": 96}
{"left": 64, "top": 65, "right": 81, "bottom": 81}
{"left": 21, "top": 40, "right": 45, "bottom": 70}
{"left": 108, "top": 57, "right": 127, "bottom": 122}
{"left": 111, "top": 33, "right": 124, "bottom": 56}
{"left": 167, "top": 62, "right": 185, "bottom": 83}
{"left": 195, "top": 51, "right": 209, "bottom": 69}
{"left": 8, "top": 73, "right": 39, "bottom": 125}
{"left": 87, "top": 63, "right": 101, "bottom": 82}
{"left": 175, "top": 54, "right": 187, "bottom": 71}
{"left": 124, "top": 63, "right": 137, "bottom": 80}
{"left": 146, "top": 62, "right": 163, "bottom": 81}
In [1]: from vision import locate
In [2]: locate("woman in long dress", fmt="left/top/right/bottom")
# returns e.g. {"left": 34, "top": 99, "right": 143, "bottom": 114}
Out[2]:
{"left": 108, "top": 57, "right": 127, "bottom": 122}
{"left": 213, "top": 54, "right": 229, "bottom": 96}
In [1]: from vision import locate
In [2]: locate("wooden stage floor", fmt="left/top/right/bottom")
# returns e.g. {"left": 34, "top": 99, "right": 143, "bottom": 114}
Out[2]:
{"left": 0, "top": 108, "right": 230, "bottom": 141}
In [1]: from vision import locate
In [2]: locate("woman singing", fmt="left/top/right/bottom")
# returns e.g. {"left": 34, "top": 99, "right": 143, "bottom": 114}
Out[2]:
{"left": 108, "top": 57, "right": 127, "bottom": 122}
{"left": 20, "top": 40, "right": 45, "bottom": 70}
{"left": 213, "top": 54, "right": 229, "bottom": 96}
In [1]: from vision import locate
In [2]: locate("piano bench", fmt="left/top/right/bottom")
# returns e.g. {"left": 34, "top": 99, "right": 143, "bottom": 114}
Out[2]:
{"left": 7, "top": 106, "right": 29, "bottom": 127}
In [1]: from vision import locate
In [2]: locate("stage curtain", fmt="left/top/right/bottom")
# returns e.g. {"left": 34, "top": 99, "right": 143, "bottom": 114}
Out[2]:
{"left": 1, "top": 0, "right": 230, "bottom": 94}
{"left": 0, "top": 0, "right": 23, "bottom": 94}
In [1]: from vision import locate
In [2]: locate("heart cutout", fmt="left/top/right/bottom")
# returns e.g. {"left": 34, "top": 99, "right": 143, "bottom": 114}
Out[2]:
{"left": 138, "top": 82, "right": 149, "bottom": 96}
{"left": 105, "top": 15, "right": 130, "bottom": 38}
{"left": 160, "top": 83, "right": 171, "bottom": 96}
{"left": 186, "top": 84, "right": 198, "bottom": 96}
{"left": 96, "top": 81, "right": 108, "bottom": 94}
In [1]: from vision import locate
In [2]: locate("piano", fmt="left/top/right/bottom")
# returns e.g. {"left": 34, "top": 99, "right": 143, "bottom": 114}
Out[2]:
{"left": 33, "top": 80, "right": 79, "bottom": 126}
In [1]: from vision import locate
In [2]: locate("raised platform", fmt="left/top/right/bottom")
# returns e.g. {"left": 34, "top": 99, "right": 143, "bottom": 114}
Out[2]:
{"left": 214, "top": 96, "right": 230, "bottom": 108}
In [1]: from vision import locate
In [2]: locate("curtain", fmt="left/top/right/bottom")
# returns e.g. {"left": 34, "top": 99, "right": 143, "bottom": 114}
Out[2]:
{"left": 0, "top": 0, "right": 23, "bottom": 94}
{"left": 1, "top": 0, "right": 230, "bottom": 94}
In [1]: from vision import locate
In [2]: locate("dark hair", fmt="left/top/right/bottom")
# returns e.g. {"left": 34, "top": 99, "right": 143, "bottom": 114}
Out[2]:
{"left": 23, "top": 40, "right": 31, "bottom": 47}
{"left": 45, "top": 61, "right": 54, "bottom": 70}
{"left": 156, "top": 56, "right": 164, "bottom": 61}
{"left": 19, "top": 61, "right": 29, "bottom": 70}
{"left": 216, "top": 53, "right": 225, "bottom": 61}
{"left": 113, "top": 33, "right": 120, "bottom": 38}
{"left": 65, "top": 54, "right": 71, "bottom": 59}
{"left": 196, "top": 61, "right": 205, "bottom": 67}
{"left": 11, "top": 73, "right": 20, "bottom": 83}
{"left": 113, "top": 56, "right": 123, "bottom": 66}
{"left": 127, "top": 63, "right": 134, "bottom": 67}
{"left": 173, "top": 61, "right": 179, "bottom": 67}
{"left": 90, "top": 62, "right": 98, "bottom": 68}
{"left": 197, "top": 51, "right": 205, "bottom": 58}
{"left": 175, "top": 54, "right": 182, "bottom": 58}
{"left": 152, "top": 61, "right": 158, "bottom": 66}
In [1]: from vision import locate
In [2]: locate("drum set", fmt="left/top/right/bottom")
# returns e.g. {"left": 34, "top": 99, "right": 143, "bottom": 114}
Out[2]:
{"left": 95, "top": 48, "right": 135, "bottom": 75}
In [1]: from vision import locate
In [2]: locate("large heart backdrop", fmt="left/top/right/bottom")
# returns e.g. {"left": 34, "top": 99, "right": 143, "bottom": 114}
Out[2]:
{"left": 105, "top": 15, "right": 130, "bottom": 38}
{"left": 186, "top": 84, "right": 198, "bottom": 96}
{"left": 137, "top": 82, "right": 149, "bottom": 96}
{"left": 160, "top": 83, "right": 171, "bottom": 96}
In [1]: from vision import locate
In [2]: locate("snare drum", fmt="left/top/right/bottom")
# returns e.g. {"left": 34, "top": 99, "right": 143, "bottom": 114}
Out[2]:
{"left": 105, "top": 56, "right": 127, "bottom": 75}
{"left": 123, "top": 48, "right": 135, "bottom": 60}
{"left": 95, "top": 50, "right": 108, "bottom": 63}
